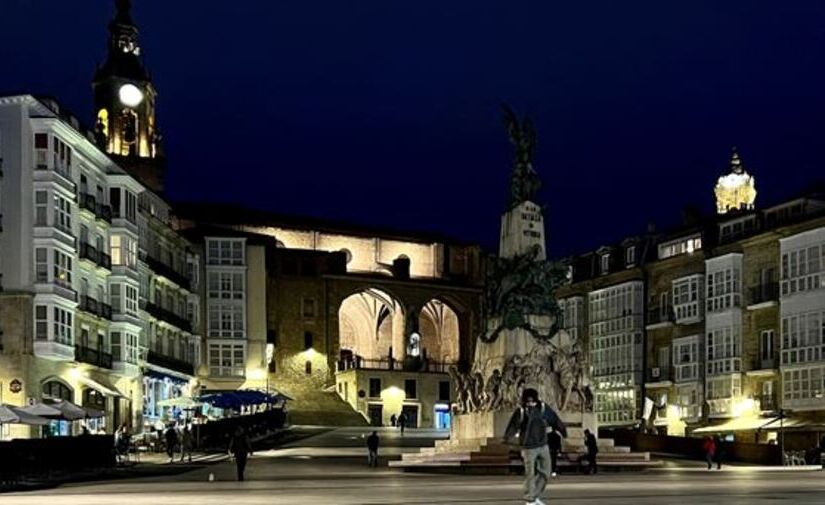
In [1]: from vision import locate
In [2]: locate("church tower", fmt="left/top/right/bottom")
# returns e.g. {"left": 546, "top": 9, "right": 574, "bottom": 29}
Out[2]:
{"left": 714, "top": 148, "right": 757, "bottom": 214}
{"left": 93, "top": 0, "right": 165, "bottom": 193}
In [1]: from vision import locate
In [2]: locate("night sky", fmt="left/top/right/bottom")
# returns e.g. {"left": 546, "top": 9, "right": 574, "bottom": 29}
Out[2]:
{"left": 2, "top": 1, "right": 824, "bottom": 257}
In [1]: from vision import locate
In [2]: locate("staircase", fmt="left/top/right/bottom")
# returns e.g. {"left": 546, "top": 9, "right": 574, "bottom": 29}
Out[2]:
{"left": 391, "top": 416, "right": 660, "bottom": 473}
{"left": 280, "top": 385, "right": 368, "bottom": 427}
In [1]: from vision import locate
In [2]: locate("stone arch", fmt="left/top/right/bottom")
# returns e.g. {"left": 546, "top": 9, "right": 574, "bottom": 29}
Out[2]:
{"left": 338, "top": 288, "right": 406, "bottom": 363}
{"left": 418, "top": 298, "right": 461, "bottom": 363}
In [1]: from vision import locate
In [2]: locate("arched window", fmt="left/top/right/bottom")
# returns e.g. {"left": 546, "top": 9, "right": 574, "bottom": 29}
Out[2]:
{"left": 42, "top": 380, "right": 72, "bottom": 401}
{"left": 305, "top": 361, "right": 312, "bottom": 375}
{"left": 96, "top": 109, "right": 109, "bottom": 138}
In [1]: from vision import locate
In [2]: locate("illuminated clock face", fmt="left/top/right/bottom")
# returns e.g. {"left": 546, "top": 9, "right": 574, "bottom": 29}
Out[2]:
{"left": 118, "top": 84, "right": 144, "bottom": 107}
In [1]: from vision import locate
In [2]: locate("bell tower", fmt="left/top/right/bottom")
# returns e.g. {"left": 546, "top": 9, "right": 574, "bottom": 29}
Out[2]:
{"left": 93, "top": 0, "right": 165, "bottom": 193}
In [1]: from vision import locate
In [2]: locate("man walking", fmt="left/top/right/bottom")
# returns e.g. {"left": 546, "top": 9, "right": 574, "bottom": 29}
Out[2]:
{"left": 398, "top": 411, "right": 408, "bottom": 435}
{"left": 503, "top": 388, "right": 567, "bottom": 505}
{"left": 367, "top": 430, "right": 380, "bottom": 467}
{"left": 164, "top": 423, "right": 179, "bottom": 464}
{"left": 180, "top": 424, "right": 194, "bottom": 463}
{"left": 584, "top": 429, "right": 599, "bottom": 474}
{"left": 228, "top": 426, "right": 253, "bottom": 481}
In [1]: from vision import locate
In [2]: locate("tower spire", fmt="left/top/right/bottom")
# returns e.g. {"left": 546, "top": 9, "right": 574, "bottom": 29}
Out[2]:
{"left": 93, "top": 0, "right": 166, "bottom": 193}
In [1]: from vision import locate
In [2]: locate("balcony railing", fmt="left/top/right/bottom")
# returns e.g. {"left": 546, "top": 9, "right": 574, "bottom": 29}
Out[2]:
{"left": 98, "top": 302, "right": 113, "bottom": 320}
{"left": 79, "top": 295, "right": 98, "bottom": 314}
{"left": 646, "top": 306, "right": 674, "bottom": 326}
{"left": 751, "top": 355, "right": 778, "bottom": 371}
{"left": 145, "top": 302, "right": 193, "bottom": 333}
{"left": 79, "top": 193, "right": 97, "bottom": 213}
{"left": 79, "top": 242, "right": 99, "bottom": 263}
{"left": 147, "top": 350, "right": 195, "bottom": 376}
{"left": 96, "top": 203, "right": 112, "bottom": 223}
{"left": 74, "top": 345, "right": 113, "bottom": 369}
{"left": 748, "top": 282, "right": 779, "bottom": 306}
{"left": 144, "top": 255, "right": 191, "bottom": 291}
{"left": 337, "top": 357, "right": 455, "bottom": 373}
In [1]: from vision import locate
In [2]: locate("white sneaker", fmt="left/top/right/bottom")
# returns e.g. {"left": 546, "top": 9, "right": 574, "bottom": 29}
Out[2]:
{"left": 535, "top": 499, "right": 547, "bottom": 505}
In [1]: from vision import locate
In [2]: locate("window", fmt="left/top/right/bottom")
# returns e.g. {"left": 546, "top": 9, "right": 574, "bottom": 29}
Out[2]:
{"left": 781, "top": 242, "right": 825, "bottom": 296}
{"left": 53, "top": 249, "right": 72, "bottom": 288}
{"left": 111, "top": 331, "right": 138, "bottom": 364}
{"left": 706, "top": 267, "right": 741, "bottom": 313}
{"left": 208, "top": 303, "right": 244, "bottom": 338}
{"left": 124, "top": 190, "right": 137, "bottom": 224}
{"left": 672, "top": 275, "right": 701, "bottom": 322}
{"left": 53, "top": 194, "right": 72, "bottom": 233}
{"left": 706, "top": 326, "right": 741, "bottom": 376}
{"left": 110, "top": 234, "right": 137, "bottom": 267}
{"left": 404, "top": 379, "right": 417, "bottom": 399}
{"left": 305, "top": 361, "right": 312, "bottom": 374}
{"left": 439, "top": 381, "right": 451, "bottom": 402}
{"left": 125, "top": 284, "right": 138, "bottom": 316}
{"left": 302, "top": 298, "right": 316, "bottom": 318}
{"left": 35, "top": 191, "right": 48, "bottom": 225}
{"left": 780, "top": 310, "right": 825, "bottom": 366}
{"left": 673, "top": 335, "right": 700, "bottom": 382}
{"left": 42, "top": 381, "right": 72, "bottom": 401}
{"left": 52, "top": 306, "right": 73, "bottom": 345}
{"left": 761, "top": 330, "right": 775, "bottom": 362}
{"left": 35, "top": 248, "right": 48, "bottom": 282}
{"left": 207, "top": 272, "right": 245, "bottom": 299}
{"left": 35, "top": 305, "right": 48, "bottom": 340}
{"left": 208, "top": 343, "right": 245, "bottom": 377}
{"left": 206, "top": 239, "right": 245, "bottom": 265}
{"left": 600, "top": 254, "right": 610, "bottom": 274}
{"left": 369, "top": 378, "right": 381, "bottom": 398}
{"left": 625, "top": 246, "right": 636, "bottom": 266}
{"left": 304, "top": 331, "right": 313, "bottom": 350}
{"left": 111, "top": 284, "right": 122, "bottom": 313}
{"left": 658, "top": 235, "right": 702, "bottom": 259}
{"left": 34, "top": 133, "right": 49, "bottom": 168}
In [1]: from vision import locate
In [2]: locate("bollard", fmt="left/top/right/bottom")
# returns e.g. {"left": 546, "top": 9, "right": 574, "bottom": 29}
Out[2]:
{"left": 208, "top": 472, "right": 215, "bottom": 482}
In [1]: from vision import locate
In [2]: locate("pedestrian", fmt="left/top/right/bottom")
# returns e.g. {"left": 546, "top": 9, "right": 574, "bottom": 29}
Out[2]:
{"left": 180, "top": 424, "right": 194, "bottom": 463}
{"left": 164, "top": 423, "right": 179, "bottom": 464}
{"left": 702, "top": 436, "right": 716, "bottom": 470}
{"left": 547, "top": 427, "right": 562, "bottom": 477}
{"left": 503, "top": 388, "right": 567, "bottom": 505}
{"left": 390, "top": 414, "right": 397, "bottom": 427}
{"left": 367, "top": 430, "right": 380, "bottom": 467}
{"left": 228, "top": 425, "right": 253, "bottom": 481}
{"left": 713, "top": 435, "right": 724, "bottom": 470}
{"left": 398, "top": 412, "right": 407, "bottom": 435}
{"left": 584, "top": 429, "right": 599, "bottom": 475}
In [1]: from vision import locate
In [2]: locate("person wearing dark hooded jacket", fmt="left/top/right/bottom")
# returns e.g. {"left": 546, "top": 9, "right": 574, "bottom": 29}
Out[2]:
{"left": 503, "top": 388, "right": 567, "bottom": 505}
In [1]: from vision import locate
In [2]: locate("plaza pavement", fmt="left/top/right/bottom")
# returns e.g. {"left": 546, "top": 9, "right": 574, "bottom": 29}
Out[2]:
{"left": 3, "top": 427, "right": 825, "bottom": 504}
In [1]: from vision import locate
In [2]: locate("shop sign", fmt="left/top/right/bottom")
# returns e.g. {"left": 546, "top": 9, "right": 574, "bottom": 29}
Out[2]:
{"left": 9, "top": 379, "right": 22, "bottom": 394}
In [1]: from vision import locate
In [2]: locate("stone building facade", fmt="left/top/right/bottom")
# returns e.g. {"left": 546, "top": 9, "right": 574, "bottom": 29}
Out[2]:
{"left": 558, "top": 154, "right": 825, "bottom": 444}
{"left": 175, "top": 210, "right": 485, "bottom": 428}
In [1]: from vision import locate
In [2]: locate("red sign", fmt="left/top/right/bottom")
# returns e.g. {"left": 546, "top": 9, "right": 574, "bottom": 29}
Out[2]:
{"left": 9, "top": 379, "right": 22, "bottom": 394}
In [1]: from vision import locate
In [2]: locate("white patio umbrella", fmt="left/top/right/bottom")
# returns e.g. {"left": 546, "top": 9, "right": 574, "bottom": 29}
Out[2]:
{"left": 0, "top": 404, "right": 50, "bottom": 425}
{"left": 156, "top": 396, "right": 201, "bottom": 409}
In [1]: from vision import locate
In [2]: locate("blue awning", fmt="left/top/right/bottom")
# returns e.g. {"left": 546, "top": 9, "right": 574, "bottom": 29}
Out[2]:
{"left": 198, "top": 389, "right": 288, "bottom": 409}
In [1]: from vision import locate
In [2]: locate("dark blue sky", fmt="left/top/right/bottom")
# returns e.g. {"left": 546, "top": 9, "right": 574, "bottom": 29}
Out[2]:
{"left": 2, "top": 1, "right": 824, "bottom": 256}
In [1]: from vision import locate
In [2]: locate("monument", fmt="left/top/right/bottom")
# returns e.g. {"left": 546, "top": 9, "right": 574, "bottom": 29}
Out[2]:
{"left": 450, "top": 105, "right": 596, "bottom": 442}
{"left": 392, "top": 107, "right": 656, "bottom": 472}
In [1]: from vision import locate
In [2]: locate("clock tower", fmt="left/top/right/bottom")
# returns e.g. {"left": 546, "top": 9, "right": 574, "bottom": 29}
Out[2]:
{"left": 93, "top": 0, "right": 165, "bottom": 193}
